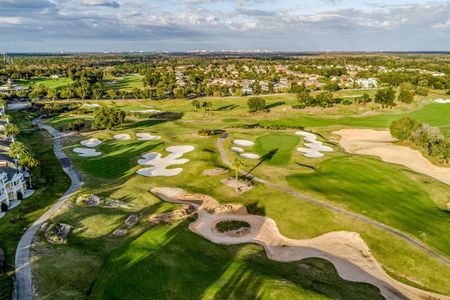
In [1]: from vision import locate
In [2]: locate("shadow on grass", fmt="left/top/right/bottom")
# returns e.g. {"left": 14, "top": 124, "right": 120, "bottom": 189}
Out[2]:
{"left": 265, "top": 101, "right": 286, "bottom": 110}
{"left": 216, "top": 104, "right": 239, "bottom": 111}
{"left": 245, "top": 202, "right": 266, "bottom": 216}
{"left": 295, "top": 161, "right": 317, "bottom": 171}
{"left": 247, "top": 149, "right": 278, "bottom": 174}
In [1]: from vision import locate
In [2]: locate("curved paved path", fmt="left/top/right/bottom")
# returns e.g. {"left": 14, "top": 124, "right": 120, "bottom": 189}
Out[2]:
{"left": 14, "top": 120, "right": 82, "bottom": 300}
{"left": 217, "top": 133, "right": 450, "bottom": 267}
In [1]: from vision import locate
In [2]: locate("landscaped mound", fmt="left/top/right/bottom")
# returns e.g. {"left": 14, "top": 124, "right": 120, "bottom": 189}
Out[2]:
{"left": 136, "top": 145, "right": 195, "bottom": 177}
{"left": 45, "top": 223, "right": 70, "bottom": 244}
{"left": 216, "top": 220, "right": 250, "bottom": 233}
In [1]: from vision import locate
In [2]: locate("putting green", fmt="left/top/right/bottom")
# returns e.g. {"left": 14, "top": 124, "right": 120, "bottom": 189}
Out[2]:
{"left": 90, "top": 223, "right": 383, "bottom": 300}
{"left": 254, "top": 134, "right": 300, "bottom": 165}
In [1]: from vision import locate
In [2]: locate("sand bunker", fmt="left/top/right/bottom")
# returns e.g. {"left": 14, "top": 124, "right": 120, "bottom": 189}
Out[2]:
{"left": 73, "top": 148, "right": 102, "bottom": 157}
{"left": 231, "top": 147, "right": 244, "bottom": 153}
{"left": 151, "top": 187, "right": 448, "bottom": 300}
{"left": 434, "top": 99, "right": 450, "bottom": 104}
{"left": 240, "top": 153, "right": 260, "bottom": 160}
{"left": 335, "top": 129, "right": 450, "bottom": 186}
{"left": 136, "top": 145, "right": 195, "bottom": 177}
{"left": 296, "top": 130, "right": 333, "bottom": 158}
{"left": 83, "top": 103, "right": 100, "bottom": 107}
{"left": 233, "top": 140, "right": 254, "bottom": 147}
{"left": 113, "top": 134, "right": 131, "bottom": 141}
{"left": 136, "top": 133, "right": 161, "bottom": 141}
{"left": 130, "top": 109, "right": 161, "bottom": 114}
{"left": 80, "top": 138, "right": 102, "bottom": 147}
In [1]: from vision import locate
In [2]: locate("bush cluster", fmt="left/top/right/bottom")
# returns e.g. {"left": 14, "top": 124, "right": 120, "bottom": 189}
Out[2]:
{"left": 390, "top": 117, "right": 450, "bottom": 163}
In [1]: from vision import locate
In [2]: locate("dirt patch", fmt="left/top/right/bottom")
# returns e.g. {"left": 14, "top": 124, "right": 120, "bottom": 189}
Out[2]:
{"left": 221, "top": 177, "right": 254, "bottom": 194}
{"left": 202, "top": 168, "right": 228, "bottom": 176}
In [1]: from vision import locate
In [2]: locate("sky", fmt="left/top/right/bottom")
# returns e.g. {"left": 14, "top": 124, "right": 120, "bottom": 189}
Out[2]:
{"left": 1, "top": 0, "right": 450, "bottom": 52}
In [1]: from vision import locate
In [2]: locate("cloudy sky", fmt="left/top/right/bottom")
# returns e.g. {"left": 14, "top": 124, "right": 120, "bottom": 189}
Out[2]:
{"left": 1, "top": 0, "right": 450, "bottom": 52}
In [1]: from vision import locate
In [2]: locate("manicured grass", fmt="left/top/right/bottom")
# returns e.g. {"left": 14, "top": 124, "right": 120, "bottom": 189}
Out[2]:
{"left": 90, "top": 223, "right": 383, "bottom": 300}
{"left": 0, "top": 125, "right": 70, "bottom": 299}
{"left": 15, "top": 77, "right": 73, "bottom": 89}
{"left": 28, "top": 99, "right": 450, "bottom": 298}
{"left": 287, "top": 156, "right": 450, "bottom": 256}
{"left": 78, "top": 140, "right": 164, "bottom": 179}
{"left": 254, "top": 134, "right": 300, "bottom": 165}
{"left": 258, "top": 103, "right": 450, "bottom": 136}
{"left": 103, "top": 75, "right": 144, "bottom": 91}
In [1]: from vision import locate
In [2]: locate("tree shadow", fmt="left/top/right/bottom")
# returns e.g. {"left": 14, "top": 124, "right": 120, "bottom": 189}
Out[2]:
{"left": 216, "top": 104, "right": 239, "bottom": 111}
{"left": 247, "top": 149, "right": 278, "bottom": 174}
{"left": 265, "top": 101, "right": 285, "bottom": 110}
{"left": 295, "top": 161, "right": 317, "bottom": 171}
{"left": 245, "top": 202, "right": 266, "bottom": 216}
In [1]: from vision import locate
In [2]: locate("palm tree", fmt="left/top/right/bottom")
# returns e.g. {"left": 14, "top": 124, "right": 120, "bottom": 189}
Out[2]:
{"left": 231, "top": 155, "right": 244, "bottom": 181}
{"left": 4, "top": 123, "right": 20, "bottom": 138}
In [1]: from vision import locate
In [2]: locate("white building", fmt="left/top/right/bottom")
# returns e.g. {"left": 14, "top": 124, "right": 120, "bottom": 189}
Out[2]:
{"left": 357, "top": 78, "right": 378, "bottom": 88}
{"left": 0, "top": 171, "right": 27, "bottom": 208}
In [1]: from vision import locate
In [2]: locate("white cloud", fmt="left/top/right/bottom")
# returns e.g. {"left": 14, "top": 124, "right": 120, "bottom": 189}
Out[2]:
{"left": 0, "top": 16, "right": 24, "bottom": 24}
{"left": 432, "top": 19, "right": 450, "bottom": 29}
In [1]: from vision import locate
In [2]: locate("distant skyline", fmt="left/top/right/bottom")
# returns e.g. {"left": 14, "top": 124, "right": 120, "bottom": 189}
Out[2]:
{"left": 1, "top": 0, "right": 450, "bottom": 52}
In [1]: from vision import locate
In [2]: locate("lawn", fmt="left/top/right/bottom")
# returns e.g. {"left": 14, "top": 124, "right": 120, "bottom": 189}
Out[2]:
{"left": 254, "top": 134, "right": 300, "bottom": 165}
{"left": 15, "top": 77, "right": 73, "bottom": 89}
{"left": 90, "top": 222, "right": 383, "bottom": 300}
{"left": 103, "top": 74, "right": 144, "bottom": 91}
{"left": 287, "top": 155, "right": 450, "bottom": 256}
{"left": 76, "top": 139, "right": 165, "bottom": 179}
{"left": 0, "top": 120, "right": 70, "bottom": 299}
{"left": 28, "top": 98, "right": 450, "bottom": 298}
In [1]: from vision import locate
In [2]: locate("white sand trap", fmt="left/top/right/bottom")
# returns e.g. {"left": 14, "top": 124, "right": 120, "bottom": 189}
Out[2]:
{"left": 231, "top": 147, "right": 244, "bottom": 153}
{"left": 233, "top": 140, "right": 254, "bottom": 147}
{"left": 434, "top": 99, "right": 450, "bottom": 104}
{"left": 73, "top": 148, "right": 102, "bottom": 157}
{"left": 297, "top": 147, "right": 324, "bottom": 158}
{"left": 113, "top": 134, "right": 131, "bottom": 141}
{"left": 130, "top": 109, "right": 161, "bottom": 114}
{"left": 83, "top": 103, "right": 100, "bottom": 107}
{"left": 136, "top": 145, "right": 195, "bottom": 177}
{"left": 305, "top": 143, "right": 334, "bottom": 152}
{"left": 240, "top": 153, "right": 260, "bottom": 160}
{"left": 151, "top": 187, "right": 448, "bottom": 300}
{"left": 295, "top": 130, "right": 317, "bottom": 140}
{"left": 80, "top": 138, "right": 102, "bottom": 147}
{"left": 166, "top": 145, "right": 195, "bottom": 154}
{"left": 335, "top": 129, "right": 450, "bottom": 186}
{"left": 136, "top": 133, "right": 161, "bottom": 141}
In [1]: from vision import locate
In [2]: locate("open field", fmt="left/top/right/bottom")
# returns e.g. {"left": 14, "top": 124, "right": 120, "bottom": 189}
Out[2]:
{"left": 90, "top": 223, "right": 384, "bottom": 300}
{"left": 15, "top": 77, "right": 73, "bottom": 89}
{"left": 26, "top": 93, "right": 450, "bottom": 299}
{"left": 103, "top": 74, "right": 144, "bottom": 90}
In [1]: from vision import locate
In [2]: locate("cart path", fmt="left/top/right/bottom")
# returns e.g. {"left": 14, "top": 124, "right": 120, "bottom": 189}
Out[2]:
{"left": 217, "top": 133, "right": 450, "bottom": 267}
{"left": 14, "top": 120, "right": 82, "bottom": 300}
